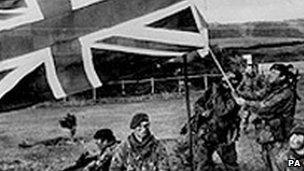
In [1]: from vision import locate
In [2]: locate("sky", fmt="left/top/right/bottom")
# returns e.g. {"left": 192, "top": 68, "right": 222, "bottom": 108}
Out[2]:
{"left": 200, "top": 0, "right": 304, "bottom": 23}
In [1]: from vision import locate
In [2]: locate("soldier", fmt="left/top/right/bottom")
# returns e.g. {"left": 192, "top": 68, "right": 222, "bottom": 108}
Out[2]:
{"left": 237, "top": 64, "right": 268, "bottom": 132}
{"left": 179, "top": 71, "right": 242, "bottom": 171}
{"left": 63, "top": 128, "right": 120, "bottom": 171}
{"left": 235, "top": 64, "right": 298, "bottom": 171}
{"left": 109, "top": 113, "right": 170, "bottom": 171}
{"left": 273, "top": 124, "right": 304, "bottom": 171}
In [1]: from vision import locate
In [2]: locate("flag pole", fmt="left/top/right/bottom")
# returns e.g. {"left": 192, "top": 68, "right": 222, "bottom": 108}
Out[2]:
{"left": 183, "top": 53, "right": 194, "bottom": 171}
{"left": 182, "top": 48, "right": 235, "bottom": 171}
{"left": 209, "top": 49, "right": 236, "bottom": 94}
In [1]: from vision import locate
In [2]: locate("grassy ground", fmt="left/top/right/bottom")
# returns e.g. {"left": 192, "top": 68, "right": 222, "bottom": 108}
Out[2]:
{"left": 0, "top": 94, "right": 191, "bottom": 170}
{"left": 0, "top": 76, "right": 304, "bottom": 170}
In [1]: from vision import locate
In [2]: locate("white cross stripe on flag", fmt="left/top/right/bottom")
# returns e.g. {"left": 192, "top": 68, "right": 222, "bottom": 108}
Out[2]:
{"left": 0, "top": 0, "right": 44, "bottom": 30}
{"left": 70, "top": 0, "right": 105, "bottom": 10}
{"left": 79, "top": 0, "right": 209, "bottom": 88}
{"left": 0, "top": 48, "right": 66, "bottom": 99}
{"left": 0, "top": 0, "right": 209, "bottom": 102}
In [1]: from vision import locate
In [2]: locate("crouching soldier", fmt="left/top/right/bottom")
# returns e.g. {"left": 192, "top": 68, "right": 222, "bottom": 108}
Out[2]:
{"left": 109, "top": 113, "right": 170, "bottom": 171}
{"left": 273, "top": 125, "right": 304, "bottom": 171}
{"left": 63, "top": 128, "right": 120, "bottom": 171}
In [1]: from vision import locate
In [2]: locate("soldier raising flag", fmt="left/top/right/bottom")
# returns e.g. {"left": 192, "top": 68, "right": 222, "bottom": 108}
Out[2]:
{"left": 235, "top": 63, "right": 299, "bottom": 171}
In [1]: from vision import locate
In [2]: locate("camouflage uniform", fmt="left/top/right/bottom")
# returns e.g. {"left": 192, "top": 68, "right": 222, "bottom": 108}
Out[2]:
{"left": 179, "top": 83, "right": 241, "bottom": 171}
{"left": 109, "top": 133, "right": 170, "bottom": 171}
{"left": 237, "top": 72, "right": 268, "bottom": 101}
{"left": 246, "top": 83, "right": 295, "bottom": 171}
{"left": 248, "top": 83, "right": 295, "bottom": 143}
{"left": 64, "top": 141, "right": 120, "bottom": 171}
{"left": 84, "top": 141, "right": 120, "bottom": 171}
{"left": 237, "top": 72, "right": 269, "bottom": 132}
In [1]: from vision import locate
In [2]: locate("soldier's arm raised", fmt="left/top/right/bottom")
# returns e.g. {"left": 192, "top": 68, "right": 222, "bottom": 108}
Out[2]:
{"left": 239, "top": 87, "right": 268, "bottom": 100}
{"left": 250, "top": 88, "right": 293, "bottom": 119}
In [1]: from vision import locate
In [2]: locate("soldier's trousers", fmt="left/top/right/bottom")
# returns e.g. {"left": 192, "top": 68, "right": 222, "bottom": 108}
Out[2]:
{"left": 194, "top": 142, "right": 239, "bottom": 171}
{"left": 261, "top": 142, "right": 287, "bottom": 171}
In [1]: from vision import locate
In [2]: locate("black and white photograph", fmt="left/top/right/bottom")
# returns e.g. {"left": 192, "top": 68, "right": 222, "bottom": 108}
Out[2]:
{"left": 0, "top": 0, "right": 304, "bottom": 170}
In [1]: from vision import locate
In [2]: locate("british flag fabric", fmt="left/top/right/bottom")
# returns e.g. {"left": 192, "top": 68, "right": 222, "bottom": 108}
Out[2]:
{"left": 0, "top": 0, "right": 208, "bottom": 111}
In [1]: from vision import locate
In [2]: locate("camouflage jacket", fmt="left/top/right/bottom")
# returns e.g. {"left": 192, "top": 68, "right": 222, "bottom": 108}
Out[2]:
{"left": 109, "top": 133, "right": 170, "bottom": 171}
{"left": 63, "top": 141, "right": 120, "bottom": 171}
{"left": 249, "top": 83, "right": 294, "bottom": 120}
{"left": 237, "top": 73, "right": 268, "bottom": 101}
{"left": 188, "top": 83, "right": 241, "bottom": 145}
{"left": 84, "top": 141, "right": 120, "bottom": 171}
{"left": 248, "top": 83, "right": 295, "bottom": 142}
{"left": 273, "top": 149, "right": 304, "bottom": 171}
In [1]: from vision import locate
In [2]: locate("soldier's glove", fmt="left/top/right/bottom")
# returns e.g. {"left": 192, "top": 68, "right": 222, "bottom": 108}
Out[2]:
{"left": 235, "top": 97, "right": 246, "bottom": 106}
{"left": 257, "top": 129, "right": 274, "bottom": 144}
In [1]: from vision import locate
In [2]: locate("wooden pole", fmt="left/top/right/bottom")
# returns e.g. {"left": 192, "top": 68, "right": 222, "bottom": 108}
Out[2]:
{"left": 92, "top": 88, "right": 96, "bottom": 102}
{"left": 63, "top": 96, "right": 67, "bottom": 103}
{"left": 121, "top": 80, "right": 126, "bottom": 96}
{"left": 204, "top": 75, "right": 208, "bottom": 90}
{"left": 209, "top": 49, "right": 236, "bottom": 94}
{"left": 151, "top": 77, "right": 155, "bottom": 94}
{"left": 183, "top": 54, "right": 194, "bottom": 171}
{"left": 178, "top": 79, "right": 182, "bottom": 93}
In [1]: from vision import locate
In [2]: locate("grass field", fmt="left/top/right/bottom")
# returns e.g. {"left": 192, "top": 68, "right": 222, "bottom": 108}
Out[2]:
{"left": 0, "top": 76, "right": 304, "bottom": 170}
{"left": 0, "top": 94, "right": 194, "bottom": 170}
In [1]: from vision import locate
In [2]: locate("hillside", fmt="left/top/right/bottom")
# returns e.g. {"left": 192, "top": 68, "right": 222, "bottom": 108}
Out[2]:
{"left": 209, "top": 19, "right": 304, "bottom": 63}
{"left": 94, "top": 18, "right": 304, "bottom": 81}
{"left": 209, "top": 19, "right": 304, "bottom": 41}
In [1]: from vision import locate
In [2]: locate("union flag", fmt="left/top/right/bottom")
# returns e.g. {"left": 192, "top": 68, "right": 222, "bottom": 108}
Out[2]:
{"left": 0, "top": 0, "right": 209, "bottom": 111}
